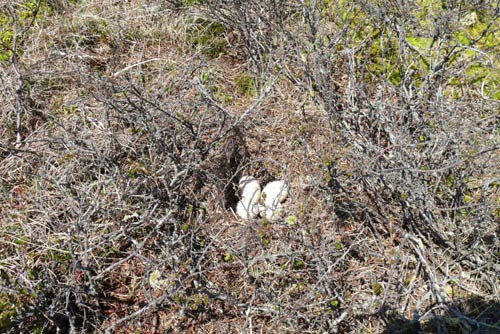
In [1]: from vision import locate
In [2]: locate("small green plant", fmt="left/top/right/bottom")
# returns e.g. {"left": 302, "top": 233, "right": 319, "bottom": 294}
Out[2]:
{"left": 180, "top": 0, "right": 206, "bottom": 6}
{"left": 293, "top": 259, "right": 304, "bottom": 269}
{"left": 372, "top": 282, "right": 383, "bottom": 296}
{"left": 187, "top": 18, "right": 227, "bottom": 58}
{"left": 223, "top": 254, "right": 237, "bottom": 262}
{"left": 235, "top": 73, "right": 257, "bottom": 96}
{"left": 335, "top": 238, "right": 343, "bottom": 250}
{"left": 128, "top": 161, "right": 150, "bottom": 178}
{"left": 286, "top": 215, "right": 298, "bottom": 225}
{"left": 187, "top": 293, "right": 209, "bottom": 311}
{"left": 66, "top": 18, "right": 110, "bottom": 48}
{"left": 329, "top": 298, "right": 340, "bottom": 311}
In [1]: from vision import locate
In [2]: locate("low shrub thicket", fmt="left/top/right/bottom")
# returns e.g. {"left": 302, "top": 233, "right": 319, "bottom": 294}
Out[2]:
{"left": 1, "top": 0, "right": 498, "bottom": 332}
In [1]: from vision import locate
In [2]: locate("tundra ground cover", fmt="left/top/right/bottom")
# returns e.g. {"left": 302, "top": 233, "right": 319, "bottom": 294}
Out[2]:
{"left": 0, "top": 0, "right": 498, "bottom": 333}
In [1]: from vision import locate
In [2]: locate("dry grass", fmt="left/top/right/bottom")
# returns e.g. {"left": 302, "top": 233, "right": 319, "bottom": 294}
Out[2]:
{"left": 1, "top": 0, "right": 499, "bottom": 333}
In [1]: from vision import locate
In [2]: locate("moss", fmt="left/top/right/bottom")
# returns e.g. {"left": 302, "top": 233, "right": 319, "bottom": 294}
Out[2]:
{"left": 407, "top": 36, "right": 433, "bottom": 50}
{"left": 0, "top": 0, "right": 52, "bottom": 61}
{"left": 0, "top": 296, "right": 17, "bottom": 329}
{"left": 343, "top": 2, "right": 498, "bottom": 98}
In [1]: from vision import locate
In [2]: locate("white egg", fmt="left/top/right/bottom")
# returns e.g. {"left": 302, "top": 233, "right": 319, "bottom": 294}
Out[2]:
{"left": 260, "top": 203, "right": 284, "bottom": 221}
{"left": 236, "top": 199, "right": 260, "bottom": 220}
{"left": 260, "top": 180, "right": 289, "bottom": 221}
{"left": 261, "top": 180, "right": 289, "bottom": 206}
{"left": 239, "top": 176, "right": 261, "bottom": 201}
{"left": 236, "top": 176, "right": 261, "bottom": 220}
